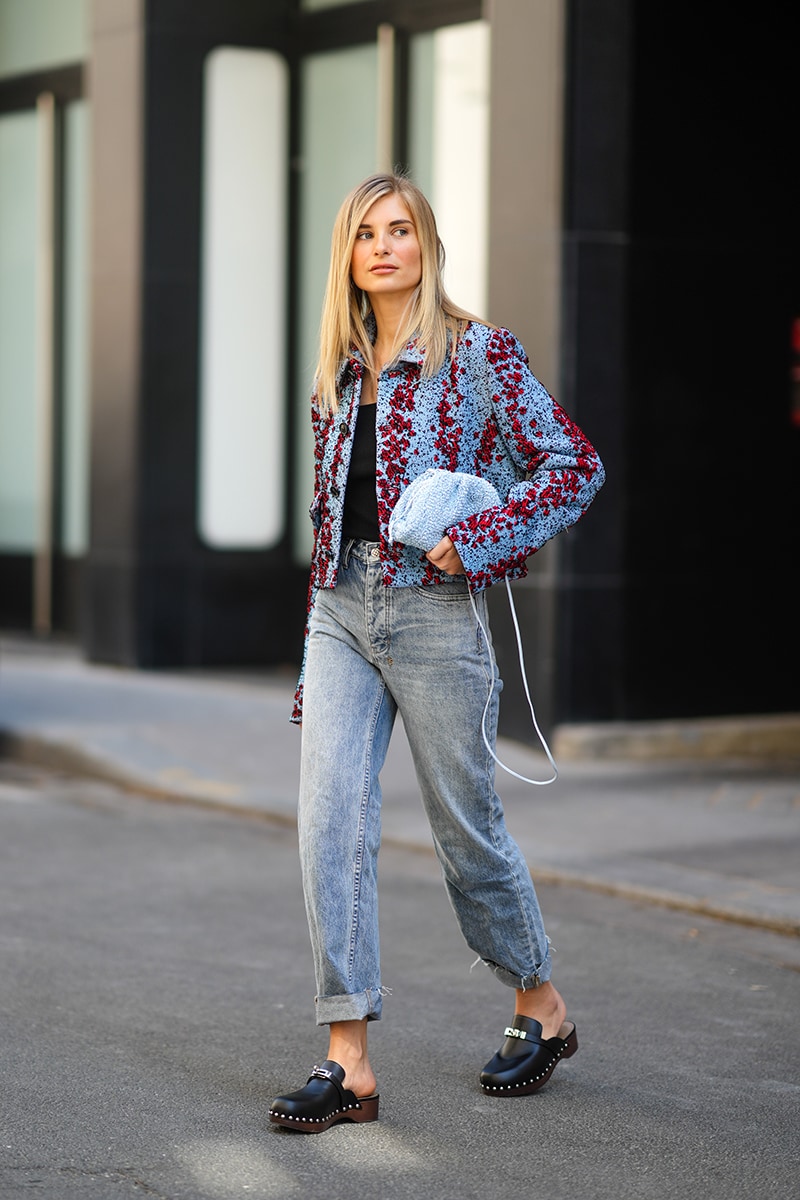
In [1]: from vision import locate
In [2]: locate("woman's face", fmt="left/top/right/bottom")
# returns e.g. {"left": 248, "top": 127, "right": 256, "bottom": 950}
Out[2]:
{"left": 350, "top": 193, "right": 422, "bottom": 304}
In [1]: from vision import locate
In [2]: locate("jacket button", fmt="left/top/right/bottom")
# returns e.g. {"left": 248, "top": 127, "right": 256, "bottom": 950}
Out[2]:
{"left": 330, "top": 485, "right": 340, "bottom": 497}
{"left": 339, "top": 421, "right": 350, "bottom": 436}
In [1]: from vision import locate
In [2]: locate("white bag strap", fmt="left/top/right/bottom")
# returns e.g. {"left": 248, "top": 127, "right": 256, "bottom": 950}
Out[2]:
{"left": 469, "top": 578, "right": 558, "bottom": 787}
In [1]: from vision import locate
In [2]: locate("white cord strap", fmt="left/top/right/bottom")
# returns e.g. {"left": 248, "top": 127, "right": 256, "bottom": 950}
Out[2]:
{"left": 468, "top": 578, "right": 558, "bottom": 787}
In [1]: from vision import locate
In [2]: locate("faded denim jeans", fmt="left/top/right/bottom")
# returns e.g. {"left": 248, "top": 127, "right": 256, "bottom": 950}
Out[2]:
{"left": 298, "top": 538, "right": 552, "bottom": 1025}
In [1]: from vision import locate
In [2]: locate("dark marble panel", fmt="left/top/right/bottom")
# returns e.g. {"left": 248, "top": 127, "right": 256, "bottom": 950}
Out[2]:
{"left": 84, "top": 556, "right": 139, "bottom": 665}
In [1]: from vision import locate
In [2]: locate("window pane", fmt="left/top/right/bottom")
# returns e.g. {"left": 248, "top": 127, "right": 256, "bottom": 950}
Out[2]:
{"left": 293, "top": 43, "right": 378, "bottom": 563}
{"left": 61, "top": 99, "right": 90, "bottom": 557}
{"left": 0, "top": 0, "right": 88, "bottom": 77}
{"left": 197, "top": 47, "right": 289, "bottom": 549}
{"left": 409, "top": 21, "right": 490, "bottom": 319}
{"left": 0, "top": 110, "right": 38, "bottom": 551}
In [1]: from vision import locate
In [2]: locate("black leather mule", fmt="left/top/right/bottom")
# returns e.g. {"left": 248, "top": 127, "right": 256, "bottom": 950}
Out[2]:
{"left": 269, "top": 1059, "right": 379, "bottom": 1132}
{"left": 480, "top": 1014, "right": 578, "bottom": 1096}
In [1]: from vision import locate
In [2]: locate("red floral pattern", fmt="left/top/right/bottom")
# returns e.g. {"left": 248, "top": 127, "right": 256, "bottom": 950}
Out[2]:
{"left": 291, "top": 323, "right": 604, "bottom": 722}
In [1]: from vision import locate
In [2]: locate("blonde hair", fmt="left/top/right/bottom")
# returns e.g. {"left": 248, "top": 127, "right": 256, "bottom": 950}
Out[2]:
{"left": 315, "top": 172, "right": 486, "bottom": 413}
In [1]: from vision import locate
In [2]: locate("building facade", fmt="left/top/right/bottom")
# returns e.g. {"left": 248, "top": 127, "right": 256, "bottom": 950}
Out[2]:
{"left": 1, "top": 0, "right": 797, "bottom": 735}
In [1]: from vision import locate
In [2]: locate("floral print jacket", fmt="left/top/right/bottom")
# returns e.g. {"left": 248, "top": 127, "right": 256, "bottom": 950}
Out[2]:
{"left": 291, "top": 321, "right": 604, "bottom": 721}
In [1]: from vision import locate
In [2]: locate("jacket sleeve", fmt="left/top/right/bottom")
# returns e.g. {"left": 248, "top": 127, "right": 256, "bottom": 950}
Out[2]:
{"left": 290, "top": 391, "right": 325, "bottom": 724}
{"left": 446, "top": 327, "right": 605, "bottom": 590}
{"left": 290, "top": 581, "right": 317, "bottom": 724}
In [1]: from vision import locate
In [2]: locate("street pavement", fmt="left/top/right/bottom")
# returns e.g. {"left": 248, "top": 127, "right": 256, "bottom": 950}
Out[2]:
{"left": 1, "top": 633, "right": 800, "bottom": 1200}
{"left": 1, "top": 758, "right": 799, "bottom": 1200}
{"left": 1, "top": 633, "right": 799, "bottom": 937}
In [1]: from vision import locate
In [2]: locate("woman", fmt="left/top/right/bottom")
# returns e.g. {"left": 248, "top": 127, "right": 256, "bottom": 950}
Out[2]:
{"left": 269, "top": 173, "right": 604, "bottom": 1132}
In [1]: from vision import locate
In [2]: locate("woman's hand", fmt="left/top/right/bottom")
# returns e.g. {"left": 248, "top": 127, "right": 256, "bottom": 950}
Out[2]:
{"left": 426, "top": 536, "right": 465, "bottom": 576}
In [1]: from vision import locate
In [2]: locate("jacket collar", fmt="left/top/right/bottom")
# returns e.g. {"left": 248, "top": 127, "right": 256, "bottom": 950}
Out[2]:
{"left": 341, "top": 338, "right": 424, "bottom": 375}
{"left": 339, "top": 313, "right": 426, "bottom": 381}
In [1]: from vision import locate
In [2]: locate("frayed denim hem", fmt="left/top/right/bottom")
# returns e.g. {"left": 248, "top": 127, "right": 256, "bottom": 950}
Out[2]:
{"left": 314, "top": 986, "right": 391, "bottom": 1026}
{"left": 476, "top": 949, "right": 553, "bottom": 991}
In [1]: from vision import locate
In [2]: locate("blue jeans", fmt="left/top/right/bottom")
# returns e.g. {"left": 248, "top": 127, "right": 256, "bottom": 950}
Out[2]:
{"left": 298, "top": 539, "right": 552, "bottom": 1025}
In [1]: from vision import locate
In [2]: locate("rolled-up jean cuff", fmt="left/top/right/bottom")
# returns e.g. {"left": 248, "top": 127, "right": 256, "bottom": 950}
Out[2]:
{"left": 314, "top": 988, "right": 383, "bottom": 1026}
{"left": 484, "top": 957, "right": 552, "bottom": 990}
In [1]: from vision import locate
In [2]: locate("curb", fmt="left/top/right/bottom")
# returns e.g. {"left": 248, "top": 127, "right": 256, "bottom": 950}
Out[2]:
{"left": 3, "top": 726, "right": 799, "bottom": 940}
{"left": 553, "top": 713, "right": 800, "bottom": 764}
{"left": 525, "top": 864, "right": 800, "bottom": 939}
{"left": 0, "top": 730, "right": 298, "bottom": 828}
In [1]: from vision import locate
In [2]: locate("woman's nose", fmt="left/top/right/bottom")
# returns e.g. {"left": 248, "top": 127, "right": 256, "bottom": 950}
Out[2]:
{"left": 373, "top": 231, "right": 390, "bottom": 254}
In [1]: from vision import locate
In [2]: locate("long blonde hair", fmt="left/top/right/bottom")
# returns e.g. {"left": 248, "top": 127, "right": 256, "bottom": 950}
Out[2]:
{"left": 315, "top": 172, "right": 486, "bottom": 413}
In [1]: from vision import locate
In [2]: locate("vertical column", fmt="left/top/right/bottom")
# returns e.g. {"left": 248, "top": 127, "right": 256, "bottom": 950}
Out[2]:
{"left": 84, "top": 0, "right": 144, "bottom": 662}
{"left": 376, "top": 24, "right": 395, "bottom": 172}
{"left": 486, "top": 0, "right": 566, "bottom": 736}
{"left": 34, "top": 91, "right": 57, "bottom": 634}
{"left": 85, "top": 0, "right": 304, "bottom": 669}
{"left": 557, "top": 0, "right": 632, "bottom": 721}
{"left": 487, "top": 0, "right": 565, "bottom": 383}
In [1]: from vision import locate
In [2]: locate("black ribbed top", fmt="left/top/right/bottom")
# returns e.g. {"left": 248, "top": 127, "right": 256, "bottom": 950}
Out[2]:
{"left": 342, "top": 404, "right": 379, "bottom": 542}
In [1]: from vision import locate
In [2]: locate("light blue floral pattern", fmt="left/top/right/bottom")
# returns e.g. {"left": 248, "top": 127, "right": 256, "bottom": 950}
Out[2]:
{"left": 292, "top": 322, "right": 604, "bottom": 721}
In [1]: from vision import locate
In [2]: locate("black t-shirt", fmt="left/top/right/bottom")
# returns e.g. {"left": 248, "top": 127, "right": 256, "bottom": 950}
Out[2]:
{"left": 341, "top": 403, "right": 379, "bottom": 542}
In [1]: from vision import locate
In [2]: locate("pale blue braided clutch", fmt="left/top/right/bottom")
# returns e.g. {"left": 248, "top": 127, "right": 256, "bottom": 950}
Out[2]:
{"left": 388, "top": 468, "right": 501, "bottom": 551}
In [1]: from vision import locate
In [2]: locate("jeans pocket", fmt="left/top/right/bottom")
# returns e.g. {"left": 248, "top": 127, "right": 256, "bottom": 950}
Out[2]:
{"left": 409, "top": 578, "right": 471, "bottom": 604}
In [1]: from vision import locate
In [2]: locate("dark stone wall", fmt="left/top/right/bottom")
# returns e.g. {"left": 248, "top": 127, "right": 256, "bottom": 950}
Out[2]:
{"left": 560, "top": 0, "right": 799, "bottom": 721}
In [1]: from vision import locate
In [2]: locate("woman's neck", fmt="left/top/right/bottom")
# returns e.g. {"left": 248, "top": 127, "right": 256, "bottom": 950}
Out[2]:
{"left": 369, "top": 293, "right": 413, "bottom": 362}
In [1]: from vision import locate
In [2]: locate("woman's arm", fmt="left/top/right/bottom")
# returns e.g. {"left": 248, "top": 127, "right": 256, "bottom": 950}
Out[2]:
{"left": 446, "top": 327, "right": 605, "bottom": 590}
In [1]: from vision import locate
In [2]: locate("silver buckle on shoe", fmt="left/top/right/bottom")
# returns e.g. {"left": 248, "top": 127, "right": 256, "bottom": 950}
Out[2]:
{"left": 311, "top": 1065, "right": 334, "bottom": 1081}
{"left": 504, "top": 1026, "right": 529, "bottom": 1041}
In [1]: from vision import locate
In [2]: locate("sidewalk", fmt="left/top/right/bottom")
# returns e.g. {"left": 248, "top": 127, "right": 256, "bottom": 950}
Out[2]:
{"left": 2, "top": 633, "right": 799, "bottom": 937}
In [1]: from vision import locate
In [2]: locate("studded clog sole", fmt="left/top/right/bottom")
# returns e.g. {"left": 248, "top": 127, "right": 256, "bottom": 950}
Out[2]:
{"left": 269, "top": 1092, "right": 379, "bottom": 1133}
{"left": 480, "top": 1018, "right": 578, "bottom": 1096}
{"left": 269, "top": 1060, "right": 379, "bottom": 1133}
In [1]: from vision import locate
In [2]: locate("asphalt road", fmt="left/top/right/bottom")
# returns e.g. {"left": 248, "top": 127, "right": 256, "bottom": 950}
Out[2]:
{"left": 1, "top": 761, "right": 798, "bottom": 1200}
